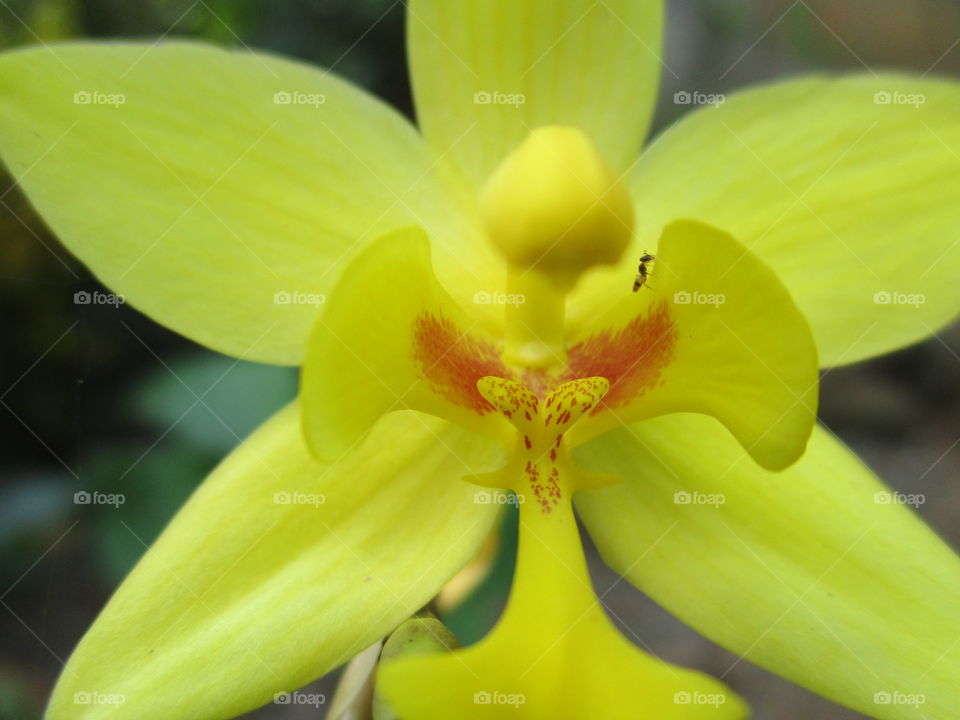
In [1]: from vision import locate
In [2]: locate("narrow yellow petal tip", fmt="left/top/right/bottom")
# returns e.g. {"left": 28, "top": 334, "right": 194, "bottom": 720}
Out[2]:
{"left": 480, "top": 126, "right": 633, "bottom": 288}
{"left": 377, "top": 490, "right": 749, "bottom": 720}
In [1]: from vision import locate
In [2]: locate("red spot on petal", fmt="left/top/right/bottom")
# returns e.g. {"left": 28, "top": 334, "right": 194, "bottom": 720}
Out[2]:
{"left": 524, "top": 435, "right": 533, "bottom": 450}
{"left": 412, "top": 312, "right": 512, "bottom": 414}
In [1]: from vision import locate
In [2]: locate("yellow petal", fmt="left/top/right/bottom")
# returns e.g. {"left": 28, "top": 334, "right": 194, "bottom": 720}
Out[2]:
{"left": 46, "top": 404, "right": 501, "bottom": 720}
{"left": 380, "top": 499, "right": 748, "bottom": 719}
{"left": 577, "top": 413, "right": 960, "bottom": 720}
{"left": 572, "top": 74, "right": 960, "bottom": 366}
{"left": 565, "top": 219, "right": 818, "bottom": 471}
{"left": 407, "top": 0, "right": 663, "bottom": 188}
{"left": 301, "top": 226, "right": 511, "bottom": 460}
{"left": 0, "top": 41, "right": 494, "bottom": 364}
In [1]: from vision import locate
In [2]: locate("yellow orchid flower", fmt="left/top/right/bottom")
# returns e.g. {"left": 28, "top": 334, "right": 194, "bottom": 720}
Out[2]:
{"left": 0, "top": 1, "right": 957, "bottom": 719}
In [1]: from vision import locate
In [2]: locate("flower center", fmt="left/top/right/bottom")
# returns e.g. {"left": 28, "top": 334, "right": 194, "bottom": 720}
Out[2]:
{"left": 479, "top": 126, "right": 634, "bottom": 369}
{"left": 410, "top": 306, "right": 677, "bottom": 421}
{"left": 473, "top": 375, "right": 616, "bottom": 513}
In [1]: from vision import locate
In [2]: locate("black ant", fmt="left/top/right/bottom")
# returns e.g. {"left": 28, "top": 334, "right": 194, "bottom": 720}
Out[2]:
{"left": 632, "top": 253, "right": 655, "bottom": 292}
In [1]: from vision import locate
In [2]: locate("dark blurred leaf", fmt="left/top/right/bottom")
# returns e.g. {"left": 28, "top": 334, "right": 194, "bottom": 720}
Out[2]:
{"left": 86, "top": 446, "right": 211, "bottom": 583}
{"left": 0, "top": 476, "right": 73, "bottom": 548}
{"left": 0, "top": 674, "right": 37, "bottom": 720}
{"left": 131, "top": 352, "right": 296, "bottom": 456}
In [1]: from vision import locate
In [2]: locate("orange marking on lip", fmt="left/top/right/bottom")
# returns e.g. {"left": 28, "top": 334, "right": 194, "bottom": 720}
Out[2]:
{"left": 414, "top": 303, "right": 674, "bottom": 418}
{"left": 565, "top": 301, "right": 676, "bottom": 413}
{"left": 412, "top": 312, "right": 513, "bottom": 413}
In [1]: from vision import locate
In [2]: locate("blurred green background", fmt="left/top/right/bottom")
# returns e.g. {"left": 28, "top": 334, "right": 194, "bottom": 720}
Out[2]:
{"left": 1, "top": 1, "right": 958, "bottom": 718}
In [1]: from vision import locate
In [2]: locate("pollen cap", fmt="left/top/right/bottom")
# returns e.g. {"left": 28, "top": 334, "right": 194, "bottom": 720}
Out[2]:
{"left": 479, "top": 126, "right": 633, "bottom": 288}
